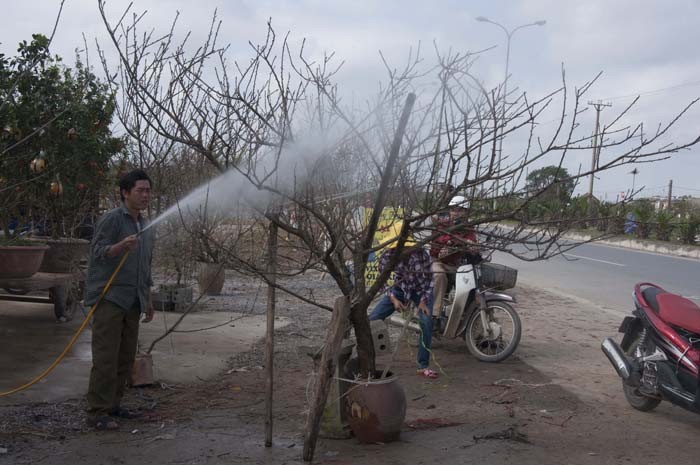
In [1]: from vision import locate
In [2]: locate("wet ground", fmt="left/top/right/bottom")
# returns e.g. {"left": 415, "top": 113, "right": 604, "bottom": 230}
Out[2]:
{"left": 1, "top": 271, "right": 699, "bottom": 464}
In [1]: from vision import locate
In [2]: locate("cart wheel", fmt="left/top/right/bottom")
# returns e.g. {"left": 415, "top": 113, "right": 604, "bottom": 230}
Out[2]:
{"left": 50, "top": 286, "right": 69, "bottom": 321}
{"left": 3, "top": 288, "right": 30, "bottom": 296}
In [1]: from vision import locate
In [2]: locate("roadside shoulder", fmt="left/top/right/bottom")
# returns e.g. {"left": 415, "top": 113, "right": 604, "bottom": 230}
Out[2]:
{"left": 564, "top": 231, "right": 700, "bottom": 260}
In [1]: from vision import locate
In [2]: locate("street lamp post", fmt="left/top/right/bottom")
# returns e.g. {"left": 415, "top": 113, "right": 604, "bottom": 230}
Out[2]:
{"left": 630, "top": 168, "right": 639, "bottom": 193}
{"left": 476, "top": 16, "right": 546, "bottom": 207}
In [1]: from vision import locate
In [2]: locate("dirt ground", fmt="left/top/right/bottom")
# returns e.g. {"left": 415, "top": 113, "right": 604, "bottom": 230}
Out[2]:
{"left": 1, "top": 271, "right": 699, "bottom": 465}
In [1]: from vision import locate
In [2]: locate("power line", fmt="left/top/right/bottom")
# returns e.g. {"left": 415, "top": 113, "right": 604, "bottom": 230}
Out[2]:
{"left": 674, "top": 185, "right": 700, "bottom": 193}
{"left": 601, "top": 79, "right": 700, "bottom": 102}
{"left": 591, "top": 184, "right": 670, "bottom": 195}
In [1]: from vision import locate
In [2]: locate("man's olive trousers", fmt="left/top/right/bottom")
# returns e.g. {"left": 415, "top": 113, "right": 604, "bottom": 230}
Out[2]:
{"left": 87, "top": 300, "right": 140, "bottom": 414}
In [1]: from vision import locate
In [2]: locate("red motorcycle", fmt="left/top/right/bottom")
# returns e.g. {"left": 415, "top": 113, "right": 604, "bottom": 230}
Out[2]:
{"left": 602, "top": 283, "right": 700, "bottom": 413}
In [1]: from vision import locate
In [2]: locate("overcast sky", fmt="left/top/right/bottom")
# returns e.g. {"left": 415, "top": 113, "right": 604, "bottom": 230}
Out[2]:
{"left": 3, "top": 0, "right": 700, "bottom": 200}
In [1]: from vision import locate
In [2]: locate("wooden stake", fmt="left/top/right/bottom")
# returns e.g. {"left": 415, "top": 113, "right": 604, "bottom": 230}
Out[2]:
{"left": 264, "top": 221, "right": 278, "bottom": 447}
{"left": 302, "top": 296, "right": 350, "bottom": 462}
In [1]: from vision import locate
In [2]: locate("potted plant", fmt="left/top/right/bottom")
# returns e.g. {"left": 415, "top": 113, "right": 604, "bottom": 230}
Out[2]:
{"left": 0, "top": 163, "right": 49, "bottom": 278}
{"left": 0, "top": 34, "right": 122, "bottom": 275}
{"left": 343, "top": 320, "right": 407, "bottom": 444}
{"left": 0, "top": 125, "right": 48, "bottom": 278}
{"left": 29, "top": 186, "right": 95, "bottom": 273}
{"left": 192, "top": 213, "right": 227, "bottom": 296}
{"left": 0, "top": 236, "right": 50, "bottom": 279}
{"left": 151, "top": 219, "right": 196, "bottom": 311}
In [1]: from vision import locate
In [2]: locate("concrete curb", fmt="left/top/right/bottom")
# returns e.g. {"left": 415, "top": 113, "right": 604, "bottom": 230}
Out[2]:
{"left": 564, "top": 231, "right": 700, "bottom": 260}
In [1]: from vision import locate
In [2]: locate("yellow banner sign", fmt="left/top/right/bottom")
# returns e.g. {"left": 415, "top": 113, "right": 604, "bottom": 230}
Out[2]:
{"left": 364, "top": 207, "right": 404, "bottom": 288}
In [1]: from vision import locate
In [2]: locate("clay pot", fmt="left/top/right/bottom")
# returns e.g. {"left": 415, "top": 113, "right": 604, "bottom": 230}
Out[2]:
{"left": 34, "top": 237, "right": 90, "bottom": 273}
{"left": 0, "top": 245, "right": 50, "bottom": 279}
{"left": 197, "top": 262, "right": 225, "bottom": 296}
{"left": 130, "top": 353, "right": 154, "bottom": 387}
{"left": 345, "top": 371, "right": 406, "bottom": 443}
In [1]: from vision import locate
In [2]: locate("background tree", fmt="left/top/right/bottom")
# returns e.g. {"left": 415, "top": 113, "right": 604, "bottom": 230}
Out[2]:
{"left": 526, "top": 166, "right": 575, "bottom": 196}
{"left": 678, "top": 212, "right": 700, "bottom": 245}
{"left": 654, "top": 209, "right": 674, "bottom": 241}
{"left": 524, "top": 165, "right": 575, "bottom": 219}
{"left": 631, "top": 199, "right": 654, "bottom": 239}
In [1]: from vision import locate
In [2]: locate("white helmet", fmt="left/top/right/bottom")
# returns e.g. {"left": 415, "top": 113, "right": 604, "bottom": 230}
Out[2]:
{"left": 448, "top": 195, "right": 469, "bottom": 209}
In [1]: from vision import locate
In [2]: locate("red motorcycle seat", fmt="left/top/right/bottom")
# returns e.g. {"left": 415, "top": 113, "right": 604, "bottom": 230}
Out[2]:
{"left": 656, "top": 293, "right": 700, "bottom": 335}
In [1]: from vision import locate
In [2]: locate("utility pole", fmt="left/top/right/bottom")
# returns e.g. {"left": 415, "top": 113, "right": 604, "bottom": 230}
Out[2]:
{"left": 667, "top": 179, "right": 673, "bottom": 209}
{"left": 587, "top": 100, "right": 612, "bottom": 213}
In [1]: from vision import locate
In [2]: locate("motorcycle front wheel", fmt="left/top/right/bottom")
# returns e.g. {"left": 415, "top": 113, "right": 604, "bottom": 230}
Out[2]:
{"left": 464, "top": 302, "right": 521, "bottom": 363}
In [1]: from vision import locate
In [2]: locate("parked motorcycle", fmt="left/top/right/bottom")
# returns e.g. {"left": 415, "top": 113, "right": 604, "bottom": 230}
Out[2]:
{"left": 389, "top": 259, "right": 521, "bottom": 362}
{"left": 602, "top": 283, "right": 700, "bottom": 413}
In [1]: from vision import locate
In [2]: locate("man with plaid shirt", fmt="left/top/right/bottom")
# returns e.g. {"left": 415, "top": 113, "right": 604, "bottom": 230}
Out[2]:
{"left": 368, "top": 244, "right": 438, "bottom": 379}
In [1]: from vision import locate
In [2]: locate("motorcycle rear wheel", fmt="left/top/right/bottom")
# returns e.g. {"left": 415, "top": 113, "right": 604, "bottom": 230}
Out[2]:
{"left": 622, "top": 335, "right": 661, "bottom": 412}
{"left": 464, "top": 302, "right": 521, "bottom": 363}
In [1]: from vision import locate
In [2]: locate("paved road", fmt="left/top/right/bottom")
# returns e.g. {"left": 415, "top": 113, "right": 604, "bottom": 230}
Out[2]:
{"left": 495, "top": 242, "right": 700, "bottom": 315}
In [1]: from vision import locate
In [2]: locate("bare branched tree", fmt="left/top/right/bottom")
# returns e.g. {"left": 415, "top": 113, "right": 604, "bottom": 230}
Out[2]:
{"left": 97, "top": 4, "right": 700, "bottom": 381}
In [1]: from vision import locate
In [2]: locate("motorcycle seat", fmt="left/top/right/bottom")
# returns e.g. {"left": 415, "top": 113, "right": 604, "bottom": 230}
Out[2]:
{"left": 641, "top": 286, "right": 665, "bottom": 313}
{"left": 656, "top": 293, "right": 700, "bottom": 335}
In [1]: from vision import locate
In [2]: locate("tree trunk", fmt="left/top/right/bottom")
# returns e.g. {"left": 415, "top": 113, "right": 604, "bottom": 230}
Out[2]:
{"left": 349, "top": 302, "right": 376, "bottom": 377}
{"left": 353, "top": 93, "right": 415, "bottom": 378}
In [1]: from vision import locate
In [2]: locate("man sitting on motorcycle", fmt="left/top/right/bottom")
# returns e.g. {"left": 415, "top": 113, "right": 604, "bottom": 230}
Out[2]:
{"left": 430, "top": 195, "right": 479, "bottom": 324}
{"left": 368, "top": 227, "right": 438, "bottom": 379}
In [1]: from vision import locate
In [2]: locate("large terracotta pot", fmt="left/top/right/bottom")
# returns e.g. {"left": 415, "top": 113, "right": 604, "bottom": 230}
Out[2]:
{"left": 0, "top": 245, "right": 50, "bottom": 279}
{"left": 345, "top": 371, "right": 406, "bottom": 443}
{"left": 197, "top": 262, "right": 225, "bottom": 295}
{"left": 34, "top": 237, "right": 90, "bottom": 273}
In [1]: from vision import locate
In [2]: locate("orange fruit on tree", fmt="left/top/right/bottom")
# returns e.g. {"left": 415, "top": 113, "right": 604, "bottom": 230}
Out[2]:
{"left": 30, "top": 155, "right": 47, "bottom": 174}
{"left": 50, "top": 179, "right": 64, "bottom": 196}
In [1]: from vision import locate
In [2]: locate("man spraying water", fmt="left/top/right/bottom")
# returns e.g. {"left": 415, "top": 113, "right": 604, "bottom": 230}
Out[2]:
{"left": 84, "top": 169, "right": 156, "bottom": 431}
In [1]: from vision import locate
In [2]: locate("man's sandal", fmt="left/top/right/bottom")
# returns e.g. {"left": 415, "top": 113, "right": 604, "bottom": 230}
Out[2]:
{"left": 417, "top": 368, "right": 439, "bottom": 379}
{"left": 91, "top": 416, "right": 119, "bottom": 431}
